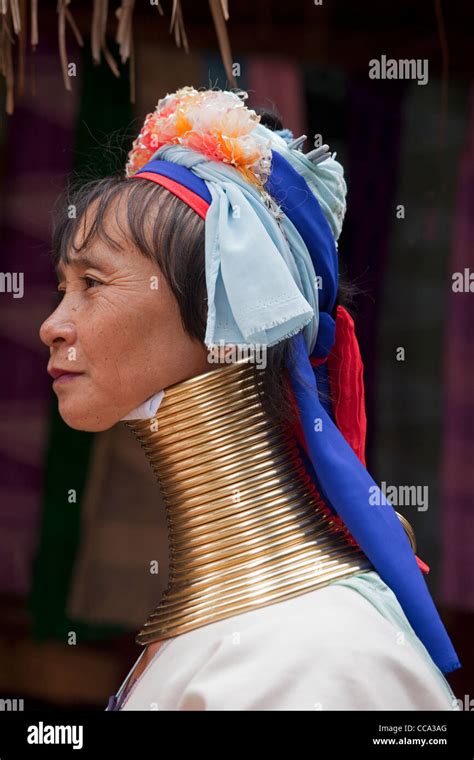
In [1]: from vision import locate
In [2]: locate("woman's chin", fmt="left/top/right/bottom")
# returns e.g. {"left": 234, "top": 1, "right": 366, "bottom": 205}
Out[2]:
{"left": 57, "top": 402, "right": 118, "bottom": 433}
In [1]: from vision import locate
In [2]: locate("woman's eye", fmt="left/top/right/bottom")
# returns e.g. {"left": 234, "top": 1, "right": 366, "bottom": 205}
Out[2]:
{"left": 81, "top": 276, "right": 102, "bottom": 289}
{"left": 54, "top": 277, "right": 101, "bottom": 302}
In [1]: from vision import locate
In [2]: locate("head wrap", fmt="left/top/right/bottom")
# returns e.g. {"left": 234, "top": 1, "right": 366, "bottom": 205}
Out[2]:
{"left": 122, "top": 87, "right": 460, "bottom": 674}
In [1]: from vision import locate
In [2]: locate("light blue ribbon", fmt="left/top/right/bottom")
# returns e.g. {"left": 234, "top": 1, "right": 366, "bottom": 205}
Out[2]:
{"left": 253, "top": 123, "right": 347, "bottom": 242}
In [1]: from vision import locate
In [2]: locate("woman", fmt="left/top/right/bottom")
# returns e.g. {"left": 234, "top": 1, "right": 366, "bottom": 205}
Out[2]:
{"left": 39, "top": 86, "right": 460, "bottom": 710}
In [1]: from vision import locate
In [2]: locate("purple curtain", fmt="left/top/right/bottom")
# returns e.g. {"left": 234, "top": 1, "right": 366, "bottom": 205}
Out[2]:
{"left": 440, "top": 86, "right": 474, "bottom": 610}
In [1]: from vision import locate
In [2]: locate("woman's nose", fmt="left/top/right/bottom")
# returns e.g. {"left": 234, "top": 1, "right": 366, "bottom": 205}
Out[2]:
{"left": 39, "top": 304, "right": 77, "bottom": 349}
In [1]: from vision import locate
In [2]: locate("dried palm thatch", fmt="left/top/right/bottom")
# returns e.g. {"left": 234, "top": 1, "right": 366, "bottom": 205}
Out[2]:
{"left": 0, "top": 0, "right": 237, "bottom": 115}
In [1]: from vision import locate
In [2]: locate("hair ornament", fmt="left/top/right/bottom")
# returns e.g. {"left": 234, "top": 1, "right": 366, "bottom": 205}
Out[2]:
{"left": 125, "top": 86, "right": 273, "bottom": 192}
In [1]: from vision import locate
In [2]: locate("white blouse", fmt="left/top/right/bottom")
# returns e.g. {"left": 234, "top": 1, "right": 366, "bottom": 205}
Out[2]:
{"left": 112, "top": 570, "right": 459, "bottom": 711}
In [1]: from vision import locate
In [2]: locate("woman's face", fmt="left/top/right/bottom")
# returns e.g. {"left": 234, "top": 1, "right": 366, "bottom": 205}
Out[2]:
{"left": 39, "top": 194, "right": 211, "bottom": 432}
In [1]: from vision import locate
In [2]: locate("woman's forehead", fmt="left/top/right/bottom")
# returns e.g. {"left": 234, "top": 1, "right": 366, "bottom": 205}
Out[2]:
{"left": 64, "top": 195, "right": 132, "bottom": 261}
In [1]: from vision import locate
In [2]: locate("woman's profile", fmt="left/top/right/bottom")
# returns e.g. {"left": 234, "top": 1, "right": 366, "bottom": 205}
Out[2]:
{"left": 39, "top": 86, "right": 460, "bottom": 711}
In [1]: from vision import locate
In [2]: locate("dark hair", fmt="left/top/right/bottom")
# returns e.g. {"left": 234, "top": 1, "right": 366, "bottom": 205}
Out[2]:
{"left": 50, "top": 115, "right": 351, "bottom": 427}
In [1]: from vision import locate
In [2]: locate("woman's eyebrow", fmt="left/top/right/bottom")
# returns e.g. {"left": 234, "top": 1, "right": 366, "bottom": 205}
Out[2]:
{"left": 55, "top": 253, "right": 107, "bottom": 279}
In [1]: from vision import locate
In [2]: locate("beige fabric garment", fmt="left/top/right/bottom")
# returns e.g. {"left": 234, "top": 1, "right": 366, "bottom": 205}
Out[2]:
{"left": 67, "top": 423, "right": 169, "bottom": 627}
{"left": 117, "top": 571, "right": 460, "bottom": 711}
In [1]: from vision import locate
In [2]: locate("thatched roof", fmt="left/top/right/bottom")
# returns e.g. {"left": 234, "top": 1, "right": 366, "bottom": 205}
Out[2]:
{"left": 0, "top": 0, "right": 237, "bottom": 114}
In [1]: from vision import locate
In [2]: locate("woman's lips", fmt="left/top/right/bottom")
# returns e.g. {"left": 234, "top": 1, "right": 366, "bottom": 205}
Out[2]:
{"left": 52, "top": 372, "right": 84, "bottom": 386}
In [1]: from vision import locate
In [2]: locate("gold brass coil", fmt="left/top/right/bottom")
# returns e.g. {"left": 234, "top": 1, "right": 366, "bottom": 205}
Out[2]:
{"left": 125, "top": 357, "right": 412, "bottom": 645}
